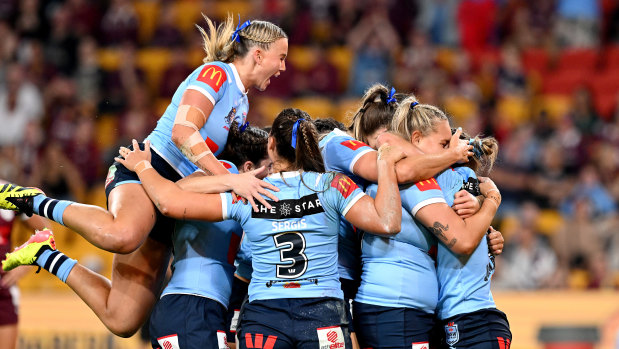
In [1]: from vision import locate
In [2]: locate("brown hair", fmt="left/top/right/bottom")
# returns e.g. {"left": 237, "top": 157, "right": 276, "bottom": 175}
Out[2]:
{"left": 270, "top": 108, "right": 325, "bottom": 173}
{"left": 455, "top": 129, "right": 499, "bottom": 176}
{"left": 197, "top": 13, "right": 287, "bottom": 63}
{"left": 348, "top": 84, "right": 399, "bottom": 144}
{"left": 219, "top": 121, "right": 268, "bottom": 167}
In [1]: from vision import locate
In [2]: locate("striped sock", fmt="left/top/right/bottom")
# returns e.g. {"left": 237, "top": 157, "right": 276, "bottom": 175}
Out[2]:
{"left": 35, "top": 249, "right": 77, "bottom": 283}
{"left": 33, "top": 195, "right": 73, "bottom": 226}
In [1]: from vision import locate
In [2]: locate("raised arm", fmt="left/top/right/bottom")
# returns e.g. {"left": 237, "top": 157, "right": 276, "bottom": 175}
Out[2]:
{"left": 353, "top": 129, "right": 472, "bottom": 183}
{"left": 171, "top": 89, "right": 229, "bottom": 176}
{"left": 414, "top": 178, "right": 501, "bottom": 255}
{"left": 344, "top": 145, "right": 403, "bottom": 236}
{"left": 116, "top": 140, "right": 224, "bottom": 222}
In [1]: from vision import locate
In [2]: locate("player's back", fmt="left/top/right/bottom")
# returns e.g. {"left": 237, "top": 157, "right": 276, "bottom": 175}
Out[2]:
{"left": 221, "top": 170, "right": 365, "bottom": 302}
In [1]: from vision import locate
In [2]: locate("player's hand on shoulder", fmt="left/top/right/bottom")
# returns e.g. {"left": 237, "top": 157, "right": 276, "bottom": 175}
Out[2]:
{"left": 115, "top": 139, "right": 153, "bottom": 172}
{"left": 231, "top": 167, "right": 280, "bottom": 212}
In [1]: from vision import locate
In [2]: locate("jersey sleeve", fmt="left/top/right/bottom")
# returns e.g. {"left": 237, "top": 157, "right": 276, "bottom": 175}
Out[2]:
{"left": 219, "top": 160, "right": 239, "bottom": 174}
{"left": 234, "top": 234, "right": 253, "bottom": 280}
{"left": 323, "top": 135, "right": 375, "bottom": 176}
{"left": 186, "top": 63, "right": 230, "bottom": 106}
{"left": 221, "top": 192, "right": 250, "bottom": 225}
{"left": 401, "top": 177, "right": 447, "bottom": 216}
{"left": 322, "top": 173, "right": 366, "bottom": 216}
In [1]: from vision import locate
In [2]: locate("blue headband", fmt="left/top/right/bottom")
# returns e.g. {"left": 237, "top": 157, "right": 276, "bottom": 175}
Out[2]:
{"left": 469, "top": 138, "right": 483, "bottom": 159}
{"left": 239, "top": 121, "right": 249, "bottom": 132}
{"left": 291, "top": 118, "right": 305, "bottom": 149}
{"left": 410, "top": 101, "right": 419, "bottom": 109}
{"left": 231, "top": 15, "right": 252, "bottom": 43}
{"left": 386, "top": 87, "right": 396, "bottom": 104}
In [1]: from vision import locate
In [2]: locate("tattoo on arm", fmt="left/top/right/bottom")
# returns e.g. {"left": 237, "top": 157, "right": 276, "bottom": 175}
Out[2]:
{"left": 429, "top": 221, "right": 451, "bottom": 243}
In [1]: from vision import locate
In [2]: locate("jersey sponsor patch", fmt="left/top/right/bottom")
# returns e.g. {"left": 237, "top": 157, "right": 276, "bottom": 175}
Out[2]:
{"left": 340, "top": 139, "right": 368, "bottom": 151}
{"left": 157, "top": 334, "right": 180, "bottom": 349}
{"left": 330, "top": 174, "right": 359, "bottom": 199}
{"left": 252, "top": 193, "right": 324, "bottom": 219}
{"left": 415, "top": 178, "right": 440, "bottom": 191}
{"left": 197, "top": 65, "right": 227, "bottom": 93}
{"left": 317, "top": 326, "right": 345, "bottom": 349}
{"left": 412, "top": 342, "right": 429, "bottom": 349}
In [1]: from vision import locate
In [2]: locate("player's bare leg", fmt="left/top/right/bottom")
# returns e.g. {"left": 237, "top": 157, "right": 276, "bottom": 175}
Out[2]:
{"left": 0, "top": 324, "right": 18, "bottom": 349}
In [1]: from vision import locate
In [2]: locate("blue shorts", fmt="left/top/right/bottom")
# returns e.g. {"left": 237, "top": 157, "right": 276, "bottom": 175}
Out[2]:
{"left": 150, "top": 294, "right": 228, "bottom": 349}
{"left": 352, "top": 301, "right": 435, "bottom": 349}
{"left": 104, "top": 143, "right": 182, "bottom": 246}
{"left": 438, "top": 308, "right": 511, "bottom": 349}
{"left": 340, "top": 277, "right": 360, "bottom": 334}
{"left": 226, "top": 276, "right": 249, "bottom": 343}
{"left": 237, "top": 298, "right": 351, "bottom": 349}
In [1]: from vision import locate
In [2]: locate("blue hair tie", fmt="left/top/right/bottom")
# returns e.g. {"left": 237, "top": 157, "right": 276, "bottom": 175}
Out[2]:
{"left": 469, "top": 138, "right": 483, "bottom": 159}
{"left": 386, "top": 87, "right": 397, "bottom": 104}
{"left": 239, "top": 121, "right": 249, "bottom": 132}
{"left": 410, "top": 101, "right": 419, "bottom": 109}
{"left": 231, "top": 15, "right": 252, "bottom": 43}
{"left": 291, "top": 118, "right": 305, "bottom": 149}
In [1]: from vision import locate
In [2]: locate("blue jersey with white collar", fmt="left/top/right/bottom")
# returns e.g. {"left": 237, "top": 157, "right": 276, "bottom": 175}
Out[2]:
{"left": 162, "top": 161, "right": 243, "bottom": 308}
{"left": 146, "top": 61, "right": 249, "bottom": 176}
{"left": 319, "top": 129, "right": 374, "bottom": 281}
{"left": 221, "top": 171, "right": 365, "bottom": 302}
{"left": 356, "top": 181, "right": 440, "bottom": 313}
{"left": 434, "top": 167, "right": 496, "bottom": 320}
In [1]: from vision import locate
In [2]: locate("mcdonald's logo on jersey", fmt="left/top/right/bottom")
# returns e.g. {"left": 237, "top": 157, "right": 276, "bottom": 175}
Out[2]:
{"left": 340, "top": 140, "right": 367, "bottom": 151}
{"left": 197, "top": 65, "right": 227, "bottom": 92}
{"left": 331, "top": 174, "right": 359, "bottom": 199}
{"left": 415, "top": 178, "right": 441, "bottom": 191}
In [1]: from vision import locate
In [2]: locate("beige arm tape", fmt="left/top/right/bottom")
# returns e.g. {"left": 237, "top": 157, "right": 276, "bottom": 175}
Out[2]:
{"left": 174, "top": 105, "right": 207, "bottom": 131}
{"left": 134, "top": 160, "right": 153, "bottom": 175}
{"left": 180, "top": 131, "right": 212, "bottom": 163}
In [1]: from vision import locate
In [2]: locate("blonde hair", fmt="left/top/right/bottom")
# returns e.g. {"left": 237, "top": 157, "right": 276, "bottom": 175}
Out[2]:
{"left": 197, "top": 13, "right": 287, "bottom": 63}
{"left": 348, "top": 83, "right": 399, "bottom": 144}
{"left": 391, "top": 95, "right": 448, "bottom": 142}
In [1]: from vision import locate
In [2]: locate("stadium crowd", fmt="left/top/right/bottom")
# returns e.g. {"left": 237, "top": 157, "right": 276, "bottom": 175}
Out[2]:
{"left": 0, "top": 0, "right": 619, "bottom": 291}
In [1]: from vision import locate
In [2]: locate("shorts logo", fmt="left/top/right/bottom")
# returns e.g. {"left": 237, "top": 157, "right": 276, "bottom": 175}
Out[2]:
{"left": 415, "top": 178, "right": 440, "bottom": 191}
{"left": 105, "top": 165, "right": 117, "bottom": 189}
{"left": 229, "top": 309, "right": 240, "bottom": 333}
{"left": 197, "top": 65, "right": 226, "bottom": 92}
{"left": 317, "top": 326, "right": 344, "bottom": 349}
{"left": 412, "top": 342, "right": 429, "bottom": 349}
{"left": 330, "top": 174, "right": 359, "bottom": 199}
{"left": 217, "top": 330, "right": 230, "bottom": 349}
{"left": 244, "top": 333, "right": 278, "bottom": 349}
{"left": 445, "top": 322, "right": 459, "bottom": 347}
{"left": 157, "top": 334, "right": 180, "bottom": 349}
{"left": 340, "top": 140, "right": 367, "bottom": 151}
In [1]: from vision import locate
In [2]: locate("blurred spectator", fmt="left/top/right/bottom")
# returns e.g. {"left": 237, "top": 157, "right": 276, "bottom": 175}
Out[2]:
{"left": 493, "top": 202, "right": 558, "bottom": 290}
{"left": 298, "top": 44, "right": 340, "bottom": 96}
{"left": 99, "top": 0, "right": 138, "bottom": 46}
{"left": 151, "top": 2, "right": 184, "bottom": 48}
{"left": 560, "top": 165, "right": 616, "bottom": 218}
{"left": 569, "top": 87, "right": 600, "bottom": 136}
{"left": 264, "top": 0, "right": 312, "bottom": 45}
{"left": 0, "top": 63, "right": 43, "bottom": 146}
{"left": 14, "top": 0, "right": 47, "bottom": 40}
{"left": 66, "top": 0, "right": 101, "bottom": 37}
{"left": 75, "top": 37, "right": 102, "bottom": 104}
{"left": 416, "top": 0, "right": 460, "bottom": 46}
{"left": 31, "top": 141, "right": 86, "bottom": 202}
{"left": 394, "top": 30, "right": 436, "bottom": 92}
{"left": 325, "top": 0, "right": 363, "bottom": 46}
{"left": 102, "top": 42, "right": 145, "bottom": 113}
{"left": 496, "top": 44, "right": 526, "bottom": 97}
{"left": 65, "top": 104, "right": 101, "bottom": 187}
{"left": 45, "top": 4, "right": 79, "bottom": 76}
{"left": 457, "top": 0, "right": 498, "bottom": 53}
{"left": 159, "top": 46, "right": 192, "bottom": 99}
{"left": 347, "top": 3, "right": 399, "bottom": 96}
{"left": 554, "top": 0, "right": 601, "bottom": 47}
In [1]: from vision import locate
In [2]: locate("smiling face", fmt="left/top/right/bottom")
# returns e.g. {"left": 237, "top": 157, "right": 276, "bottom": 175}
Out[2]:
{"left": 413, "top": 119, "right": 451, "bottom": 155}
{"left": 254, "top": 38, "right": 288, "bottom": 91}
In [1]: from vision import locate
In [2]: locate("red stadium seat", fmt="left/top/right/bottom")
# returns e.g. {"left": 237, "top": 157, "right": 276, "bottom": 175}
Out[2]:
{"left": 602, "top": 45, "right": 619, "bottom": 70}
{"left": 592, "top": 91, "right": 618, "bottom": 120}
{"left": 542, "top": 70, "right": 588, "bottom": 95}
{"left": 588, "top": 70, "right": 619, "bottom": 96}
{"left": 521, "top": 48, "right": 549, "bottom": 74}
{"left": 556, "top": 48, "right": 599, "bottom": 72}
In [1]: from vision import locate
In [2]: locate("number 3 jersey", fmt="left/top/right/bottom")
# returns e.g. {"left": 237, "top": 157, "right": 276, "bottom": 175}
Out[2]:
{"left": 220, "top": 171, "right": 365, "bottom": 302}
{"left": 146, "top": 61, "right": 249, "bottom": 176}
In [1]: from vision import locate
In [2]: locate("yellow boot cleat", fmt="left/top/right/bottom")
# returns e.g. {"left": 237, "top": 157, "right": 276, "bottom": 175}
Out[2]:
{"left": 2, "top": 228, "right": 56, "bottom": 272}
{"left": 0, "top": 183, "right": 43, "bottom": 216}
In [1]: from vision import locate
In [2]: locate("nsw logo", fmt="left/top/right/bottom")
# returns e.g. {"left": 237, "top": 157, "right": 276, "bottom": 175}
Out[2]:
{"left": 445, "top": 322, "right": 459, "bottom": 346}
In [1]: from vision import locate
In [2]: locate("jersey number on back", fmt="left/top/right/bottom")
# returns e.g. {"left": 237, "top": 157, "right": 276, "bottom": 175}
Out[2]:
{"left": 273, "top": 232, "right": 308, "bottom": 279}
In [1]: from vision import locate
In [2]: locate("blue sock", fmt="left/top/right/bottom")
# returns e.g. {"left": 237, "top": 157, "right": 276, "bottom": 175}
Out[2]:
{"left": 33, "top": 195, "right": 73, "bottom": 226}
{"left": 36, "top": 249, "right": 77, "bottom": 283}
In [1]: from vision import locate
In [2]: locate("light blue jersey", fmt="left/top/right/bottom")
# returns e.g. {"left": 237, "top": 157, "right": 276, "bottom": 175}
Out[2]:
{"left": 221, "top": 171, "right": 365, "bottom": 302}
{"left": 319, "top": 129, "right": 374, "bottom": 281}
{"left": 355, "top": 182, "right": 440, "bottom": 313}
{"left": 161, "top": 161, "right": 243, "bottom": 308}
{"left": 234, "top": 233, "right": 253, "bottom": 280}
{"left": 433, "top": 167, "right": 496, "bottom": 320}
{"left": 146, "top": 61, "right": 249, "bottom": 176}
